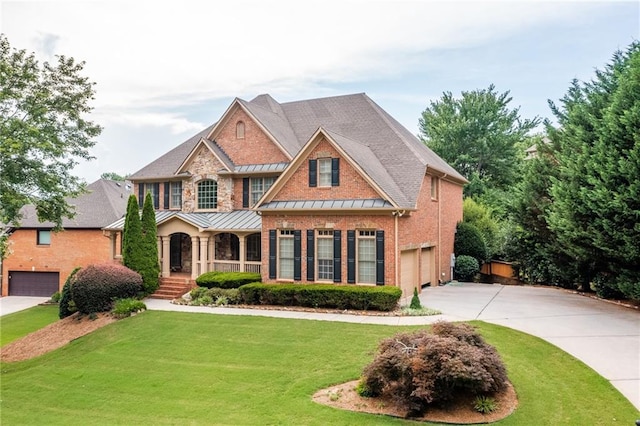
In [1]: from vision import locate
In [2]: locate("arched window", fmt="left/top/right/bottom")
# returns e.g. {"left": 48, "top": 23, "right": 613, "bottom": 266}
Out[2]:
{"left": 236, "top": 121, "right": 245, "bottom": 139}
{"left": 197, "top": 180, "right": 217, "bottom": 209}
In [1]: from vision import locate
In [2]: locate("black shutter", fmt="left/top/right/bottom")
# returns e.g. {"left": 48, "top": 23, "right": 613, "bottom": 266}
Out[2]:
{"left": 307, "top": 230, "right": 315, "bottom": 281}
{"left": 294, "top": 230, "right": 301, "bottom": 281}
{"left": 347, "top": 230, "right": 356, "bottom": 284}
{"left": 138, "top": 183, "right": 144, "bottom": 208}
{"left": 309, "top": 159, "right": 317, "bottom": 187}
{"left": 164, "top": 182, "right": 170, "bottom": 209}
{"left": 242, "top": 178, "right": 250, "bottom": 208}
{"left": 268, "top": 230, "right": 276, "bottom": 279}
{"left": 376, "top": 230, "right": 385, "bottom": 285}
{"left": 333, "top": 230, "right": 342, "bottom": 283}
{"left": 331, "top": 158, "right": 340, "bottom": 186}
{"left": 153, "top": 183, "right": 160, "bottom": 209}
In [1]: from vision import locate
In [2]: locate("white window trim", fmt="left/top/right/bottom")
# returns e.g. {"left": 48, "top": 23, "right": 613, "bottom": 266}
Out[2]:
{"left": 316, "top": 229, "right": 334, "bottom": 282}
{"left": 278, "top": 229, "right": 295, "bottom": 280}
{"left": 357, "top": 230, "right": 376, "bottom": 284}
{"left": 318, "top": 158, "right": 332, "bottom": 187}
{"left": 196, "top": 179, "right": 218, "bottom": 211}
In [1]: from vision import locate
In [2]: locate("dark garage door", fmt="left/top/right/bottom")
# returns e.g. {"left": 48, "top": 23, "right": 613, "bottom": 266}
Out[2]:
{"left": 9, "top": 271, "right": 60, "bottom": 297}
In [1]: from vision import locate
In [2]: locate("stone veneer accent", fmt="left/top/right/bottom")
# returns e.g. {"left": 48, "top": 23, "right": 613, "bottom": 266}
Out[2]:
{"left": 182, "top": 146, "right": 234, "bottom": 213}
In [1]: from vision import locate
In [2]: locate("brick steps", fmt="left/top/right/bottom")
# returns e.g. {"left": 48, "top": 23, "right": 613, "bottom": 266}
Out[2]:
{"left": 149, "top": 277, "right": 194, "bottom": 300}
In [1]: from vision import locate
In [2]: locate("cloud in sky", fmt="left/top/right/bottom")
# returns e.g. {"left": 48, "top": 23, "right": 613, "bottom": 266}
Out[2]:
{"left": 2, "top": 1, "right": 638, "bottom": 182}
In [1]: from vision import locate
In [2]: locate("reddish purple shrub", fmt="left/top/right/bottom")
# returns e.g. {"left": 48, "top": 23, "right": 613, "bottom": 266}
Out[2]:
{"left": 72, "top": 263, "right": 143, "bottom": 314}
{"left": 360, "top": 321, "right": 508, "bottom": 415}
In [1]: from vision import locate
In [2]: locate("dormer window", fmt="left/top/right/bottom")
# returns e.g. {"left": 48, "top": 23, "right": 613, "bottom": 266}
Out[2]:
{"left": 197, "top": 179, "right": 218, "bottom": 209}
{"left": 236, "top": 121, "right": 245, "bottom": 139}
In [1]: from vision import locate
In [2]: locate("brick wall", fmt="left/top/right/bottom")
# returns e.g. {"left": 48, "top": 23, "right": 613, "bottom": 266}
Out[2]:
{"left": 273, "top": 137, "right": 380, "bottom": 201}
{"left": 215, "top": 108, "right": 290, "bottom": 165}
{"left": 260, "top": 213, "right": 396, "bottom": 285}
{"left": 1, "top": 229, "right": 115, "bottom": 296}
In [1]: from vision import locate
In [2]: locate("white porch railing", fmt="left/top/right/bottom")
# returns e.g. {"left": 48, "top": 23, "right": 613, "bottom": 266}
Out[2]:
{"left": 212, "top": 260, "right": 261, "bottom": 274}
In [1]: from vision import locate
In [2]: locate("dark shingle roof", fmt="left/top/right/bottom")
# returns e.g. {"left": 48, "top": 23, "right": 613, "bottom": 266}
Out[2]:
{"left": 129, "top": 124, "right": 215, "bottom": 179}
{"left": 129, "top": 93, "right": 466, "bottom": 209}
{"left": 16, "top": 179, "right": 130, "bottom": 229}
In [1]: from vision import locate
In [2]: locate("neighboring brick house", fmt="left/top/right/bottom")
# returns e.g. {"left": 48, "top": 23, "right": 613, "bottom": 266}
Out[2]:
{"left": 1, "top": 179, "right": 129, "bottom": 297}
{"left": 106, "top": 93, "right": 466, "bottom": 297}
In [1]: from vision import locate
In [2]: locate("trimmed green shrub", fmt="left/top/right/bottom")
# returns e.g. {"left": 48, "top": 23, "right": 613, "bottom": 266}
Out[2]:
{"left": 454, "top": 255, "right": 480, "bottom": 281}
{"left": 196, "top": 271, "right": 262, "bottom": 289}
{"left": 59, "top": 267, "right": 81, "bottom": 319}
{"left": 454, "top": 221, "right": 488, "bottom": 264}
{"left": 409, "top": 287, "right": 421, "bottom": 309}
{"left": 139, "top": 192, "right": 160, "bottom": 295}
{"left": 189, "top": 287, "right": 240, "bottom": 306}
{"left": 112, "top": 298, "right": 146, "bottom": 318}
{"left": 72, "top": 263, "right": 143, "bottom": 314}
{"left": 238, "top": 283, "right": 402, "bottom": 311}
{"left": 50, "top": 291, "right": 61, "bottom": 303}
{"left": 359, "top": 321, "right": 508, "bottom": 415}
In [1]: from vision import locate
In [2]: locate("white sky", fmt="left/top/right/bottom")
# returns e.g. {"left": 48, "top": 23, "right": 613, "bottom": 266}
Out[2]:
{"left": 2, "top": 0, "right": 639, "bottom": 182}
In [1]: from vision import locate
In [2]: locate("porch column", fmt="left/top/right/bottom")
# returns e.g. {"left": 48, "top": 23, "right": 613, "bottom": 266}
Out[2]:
{"left": 208, "top": 236, "right": 215, "bottom": 271}
{"left": 109, "top": 232, "right": 117, "bottom": 260}
{"left": 199, "top": 236, "right": 209, "bottom": 274}
{"left": 161, "top": 236, "right": 171, "bottom": 278}
{"left": 239, "top": 234, "right": 246, "bottom": 273}
{"left": 191, "top": 236, "right": 199, "bottom": 279}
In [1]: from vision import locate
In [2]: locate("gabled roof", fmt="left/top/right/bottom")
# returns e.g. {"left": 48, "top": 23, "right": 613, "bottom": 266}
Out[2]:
{"left": 129, "top": 124, "right": 216, "bottom": 180}
{"left": 175, "top": 137, "right": 235, "bottom": 175}
{"left": 15, "top": 179, "right": 130, "bottom": 229}
{"left": 130, "top": 93, "right": 466, "bottom": 209}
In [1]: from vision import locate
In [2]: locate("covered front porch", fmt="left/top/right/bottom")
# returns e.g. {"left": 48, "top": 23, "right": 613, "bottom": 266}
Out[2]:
{"left": 158, "top": 231, "right": 261, "bottom": 279}
{"left": 104, "top": 209, "right": 263, "bottom": 281}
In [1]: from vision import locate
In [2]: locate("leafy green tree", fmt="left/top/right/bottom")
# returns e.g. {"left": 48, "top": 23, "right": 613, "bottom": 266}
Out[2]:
{"left": 122, "top": 195, "right": 143, "bottom": 272}
{"left": 546, "top": 42, "right": 640, "bottom": 300}
{"left": 463, "top": 198, "right": 498, "bottom": 258}
{"left": 100, "top": 172, "right": 128, "bottom": 181}
{"left": 0, "top": 34, "right": 101, "bottom": 256}
{"left": 419, "top": 84, "right": 539, "bottom": 199}
{"left": 140, "top": 192, "right": 159, "bottom": 294}
{"left": 454, "top": 222, "right": 488, "bottom": 264}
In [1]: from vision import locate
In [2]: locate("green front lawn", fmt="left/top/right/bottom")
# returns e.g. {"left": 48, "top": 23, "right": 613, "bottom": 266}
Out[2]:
{"left": 0, "top": 305, "right": 59, "bottom": 346}
{"left": 1, "top": 311, "right": 637, "bottom": 425}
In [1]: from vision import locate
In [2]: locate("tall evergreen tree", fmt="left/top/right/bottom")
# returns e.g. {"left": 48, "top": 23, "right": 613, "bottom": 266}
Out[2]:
{"left": 122, "top": 194, "right": 142, "bottom": 272}
{"left": 547, "top": 42, "right": 640, "bottom": 299}
{"left": 140, "top": 192, "right": 159, "bottom": 294}
{"left": 419, "top": 84, "right": 539, "bottom": 201}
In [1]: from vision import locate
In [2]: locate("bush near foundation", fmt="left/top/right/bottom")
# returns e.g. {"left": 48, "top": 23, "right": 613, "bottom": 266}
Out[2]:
{"left": 59, "top": 267, "right": 81, "bottom": 319}
{"left": 238, "top": 283, "right": 402, "bottom": 311}
{"left": 454, "top": 255, "right": 480, "bottom": 281}
{"left": 196, "top": 271, "right": 262, "bottom": 289}
{"left": 358, "top": 321, "right": 508, "bottom": 415}
{"left": 72, "top": 263, "right": 143, "bottom": 314}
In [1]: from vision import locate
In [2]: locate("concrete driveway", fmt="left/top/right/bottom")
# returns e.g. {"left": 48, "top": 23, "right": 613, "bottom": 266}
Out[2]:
{"left": 0, "top": 296, "right": 50, "bottom": 317}
{"left": 421, "top": 283, "right": 640, "bottom": 411}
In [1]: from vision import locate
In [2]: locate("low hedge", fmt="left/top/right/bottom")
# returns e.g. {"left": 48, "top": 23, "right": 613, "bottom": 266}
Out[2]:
{"left": 196, "top": 271, "right": 262, "bottom": 289}
{"left": 238, "top": 283, "right": 402, "bottom": 311}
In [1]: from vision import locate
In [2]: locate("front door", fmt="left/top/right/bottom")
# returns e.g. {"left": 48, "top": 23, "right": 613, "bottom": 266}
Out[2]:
{"left": 169, "top": 233, "right": 185, "bottom": 272}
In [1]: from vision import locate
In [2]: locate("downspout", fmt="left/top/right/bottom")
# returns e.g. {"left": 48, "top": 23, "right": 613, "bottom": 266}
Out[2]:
{"left": 438, "top": 175, "right": 446, "bottom": 284}
{"left": 393, "top": 210, "right": 406, "bottom": 287}
{"left": 395, "top": 211, "right": 399, "bottom": 287}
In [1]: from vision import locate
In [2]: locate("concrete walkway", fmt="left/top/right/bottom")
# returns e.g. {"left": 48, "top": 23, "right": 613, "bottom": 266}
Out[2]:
{"left": 1, "top": 284, "right": 638, "bottom": 411}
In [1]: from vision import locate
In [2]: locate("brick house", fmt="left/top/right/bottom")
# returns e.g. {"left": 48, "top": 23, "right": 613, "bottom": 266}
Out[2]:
{"left": 105, "top": 93, "right": 466, "bottom": 297}
{"left": 1, "top": 179, "right": 129, "bottom": 296}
